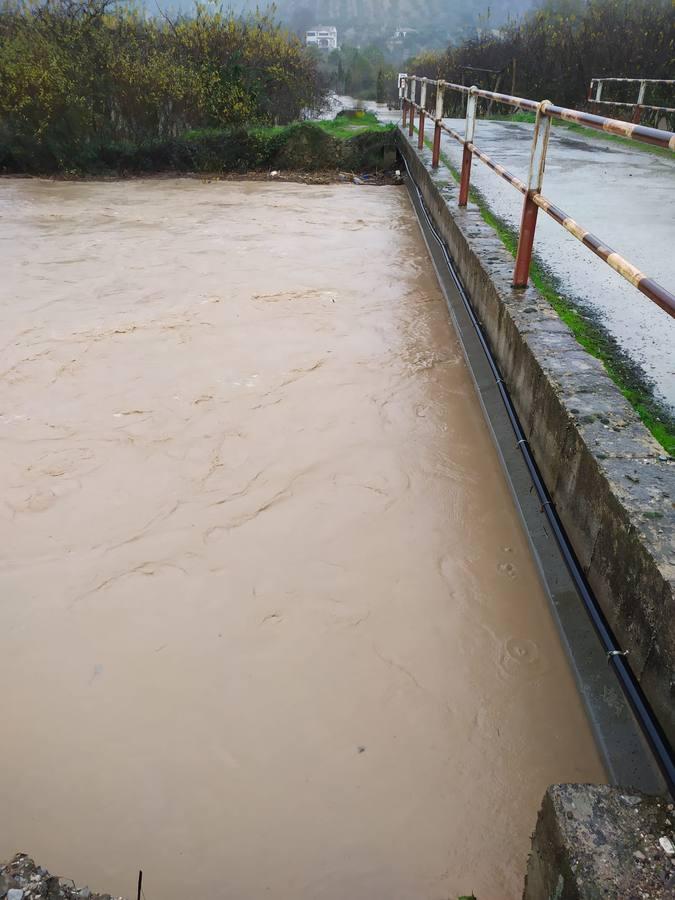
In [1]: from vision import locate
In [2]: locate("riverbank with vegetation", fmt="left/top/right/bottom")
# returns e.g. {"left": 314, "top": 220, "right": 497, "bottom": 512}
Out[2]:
{"left": 0, "top": 0, "right": 400, "bottom": 175}
{"left": 0, "top": 0, "right": 326, "bottom": 173}
{"left": 0, "top": 111, "right": 396, "bottom": 176}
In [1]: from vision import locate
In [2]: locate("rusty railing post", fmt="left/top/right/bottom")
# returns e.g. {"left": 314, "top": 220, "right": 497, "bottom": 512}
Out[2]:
{"left": 458, "top": 86, "right": 478, "bottom": 207}
{"left": 408, "top": 76, "right": 416, "bottom": 137}
{"left": 513, "top": 100, "right": 552, "bottom": 288}
{"left": 418, "top": 78, "right": 427, "bottom": 149}
{"left": 432, "top": 80, "right": 444, "bottom": 168}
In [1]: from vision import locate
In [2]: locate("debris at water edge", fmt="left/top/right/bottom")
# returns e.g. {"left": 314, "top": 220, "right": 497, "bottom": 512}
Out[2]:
{"left": 0, "top": 854, "right": 127, "bottom": 900}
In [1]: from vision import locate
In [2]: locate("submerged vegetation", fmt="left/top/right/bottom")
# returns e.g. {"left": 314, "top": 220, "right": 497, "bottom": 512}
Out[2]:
{"left": 0, "top": 0, "right": 326, "bottom": 172}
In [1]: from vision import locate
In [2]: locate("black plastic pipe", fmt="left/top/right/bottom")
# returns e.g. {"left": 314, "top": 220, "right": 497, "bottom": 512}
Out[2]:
{"left": 401, "top": 153, "right": 675, "bottom": 798}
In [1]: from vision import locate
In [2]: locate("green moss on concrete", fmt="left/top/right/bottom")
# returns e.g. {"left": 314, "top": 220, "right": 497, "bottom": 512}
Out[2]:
{"left": 417, "top": 129, "right": 674, "bottom": 455}
{"left": 476, "top": 199, "right": 675, "bottom": 456}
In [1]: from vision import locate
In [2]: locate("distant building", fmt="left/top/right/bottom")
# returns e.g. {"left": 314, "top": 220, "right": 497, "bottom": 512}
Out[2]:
{"left": 392, "top": 26, "right": 418, "bottom": 42}
{"left": 305, "top": 26, "right": 338, "bottom": 50}
{"left": 387, "top": 26, "right": 419, "bottom": 52}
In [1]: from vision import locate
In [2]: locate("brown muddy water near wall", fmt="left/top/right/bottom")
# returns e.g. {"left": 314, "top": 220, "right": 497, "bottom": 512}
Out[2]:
{"left": 0, "top": 179, "right": 605, "bottom": 900}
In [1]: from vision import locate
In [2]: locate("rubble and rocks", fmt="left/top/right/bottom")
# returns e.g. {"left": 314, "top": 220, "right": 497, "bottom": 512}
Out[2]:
{"left": 524, "top": 784, "right": 675, "bottom": 899}
{"left": 0, "top": 855, "right": 126, "bottom": 900}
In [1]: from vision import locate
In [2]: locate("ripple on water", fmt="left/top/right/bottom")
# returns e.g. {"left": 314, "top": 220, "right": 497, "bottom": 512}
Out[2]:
{"left": 498, "top": 637, "right": 547, "bottom": 682}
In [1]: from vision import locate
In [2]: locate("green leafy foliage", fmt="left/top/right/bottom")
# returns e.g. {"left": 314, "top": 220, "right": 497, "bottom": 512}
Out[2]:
{"left": 376, "top": 68, "right": 385, "bottom": 103}
{"left": 318, "top": 110, "right": 392, "bottom": 139}
{"left": 0, "top": 0, "right": 326, "bottom": 170}
{"left": 321, "top": 45, "right": 398, "bottom": 102}
{"left": 408, "top": 0, "right": 674, "bottom": 111}
{"left": 0, "top": 112, "right": 395, "bottom": 175}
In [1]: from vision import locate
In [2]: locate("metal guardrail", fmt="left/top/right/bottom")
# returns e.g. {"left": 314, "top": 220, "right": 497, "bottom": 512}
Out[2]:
{"left": 589, "top": 77, "right": 675, "bottom": 124}
{"left": 398, "top": 75, "right": 675, "bottom": 319}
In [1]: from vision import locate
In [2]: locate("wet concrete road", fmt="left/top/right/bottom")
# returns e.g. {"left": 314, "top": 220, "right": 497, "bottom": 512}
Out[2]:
{"left": 427, "top": 117, "right": 675, "bottom": 413}
{"left": 0, "top": 179, "right": 604, "bottom": 899}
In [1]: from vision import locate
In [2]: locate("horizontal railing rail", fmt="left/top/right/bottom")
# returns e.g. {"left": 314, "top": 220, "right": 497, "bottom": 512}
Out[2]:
{"left": 589, "top": 77, "right": 675, "bottom": 123}
{"left": 399, "top": 75, "right": 675, "bottom": 319}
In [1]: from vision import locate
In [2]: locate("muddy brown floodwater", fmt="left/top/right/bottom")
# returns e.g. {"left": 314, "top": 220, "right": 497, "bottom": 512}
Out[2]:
{"left": 0, "top": 178, "right": 605, "bottom": 899}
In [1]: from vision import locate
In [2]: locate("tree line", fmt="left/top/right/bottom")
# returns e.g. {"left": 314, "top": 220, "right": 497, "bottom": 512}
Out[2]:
{"left": 317, "top": 45, "right": 397, "bottom": 103}
{"left": 0, "top": 0, "right": 326, "bottom": 169}
{"left": 407, "top": 0, "right": 674, "bottom": 113}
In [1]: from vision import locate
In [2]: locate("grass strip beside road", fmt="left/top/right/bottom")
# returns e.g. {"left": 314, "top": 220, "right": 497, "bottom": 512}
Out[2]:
{"left": 415, "top": 128, "right": 674, "bottom": 455}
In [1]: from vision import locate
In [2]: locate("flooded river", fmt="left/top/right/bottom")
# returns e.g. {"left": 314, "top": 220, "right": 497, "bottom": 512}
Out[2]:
{"left": 0, "top": 179, "right": 604, "bottom": 899}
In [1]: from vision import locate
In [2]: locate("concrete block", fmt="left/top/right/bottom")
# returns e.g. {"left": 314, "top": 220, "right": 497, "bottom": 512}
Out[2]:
{"left": 524, "top": 784, "right": 675, "bottom": 899}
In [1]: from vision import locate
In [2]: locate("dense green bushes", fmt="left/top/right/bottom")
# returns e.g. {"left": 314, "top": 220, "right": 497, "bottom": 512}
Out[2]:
{"left": 0, "top": 118, "right": 396, "bottom": 175}
{"left": 408, "top": 0, "right": 674, "bottom": 110}
{"left": 0, "top": 0, "right": 326, "bottom": 171}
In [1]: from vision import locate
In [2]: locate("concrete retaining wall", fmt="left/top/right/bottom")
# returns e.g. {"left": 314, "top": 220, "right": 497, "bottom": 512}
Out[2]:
{"left": 396, "top": 128, "right": 675, "bottom": 745}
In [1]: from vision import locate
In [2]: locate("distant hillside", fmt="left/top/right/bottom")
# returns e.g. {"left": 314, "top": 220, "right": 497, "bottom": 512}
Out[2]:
{"left": 195, "top": 1, "right": 535, "bottom": 51}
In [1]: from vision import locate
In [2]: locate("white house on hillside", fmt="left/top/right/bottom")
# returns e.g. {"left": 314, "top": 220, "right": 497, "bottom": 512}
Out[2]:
{"left": 392, "top": 26, "right": 418, "bottom": 41}
{"left": 306, "top": 26, "right": 338, "bottom": 50}
{"left": 387, "top": 26, "right": 419, "bottom": 52}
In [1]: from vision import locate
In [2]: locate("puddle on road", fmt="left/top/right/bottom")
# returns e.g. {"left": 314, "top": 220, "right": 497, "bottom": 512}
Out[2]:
{"left": 0, "top": 179, "right": 604, "bottom": 900}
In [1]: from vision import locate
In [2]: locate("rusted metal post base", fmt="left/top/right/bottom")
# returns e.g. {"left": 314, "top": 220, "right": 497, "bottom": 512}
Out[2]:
{"left": 418, "top": 111, "right": 425, "bottom": 149}
{"left": 632, "top": 105, "right": 642, "bottom": 125}
{"left": 458, "top": 144, "right": 473, "bottom": 207}
{"left": 458, "top": 88, "right": 478, "bottom": 208}
{"left": 432, "top": 122, "right": 441, "bottom": 168}
{"left": 402, "top": 100, "right": 408, "bottom": 129}
{"left": 513, "top": 193, "right": 539, "bottom": 287}
{"left": 408, "top": 104, "right": 415, "bottom": 137}
{"left": 513, "top": 99, "right": 551, "bottom": 287}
